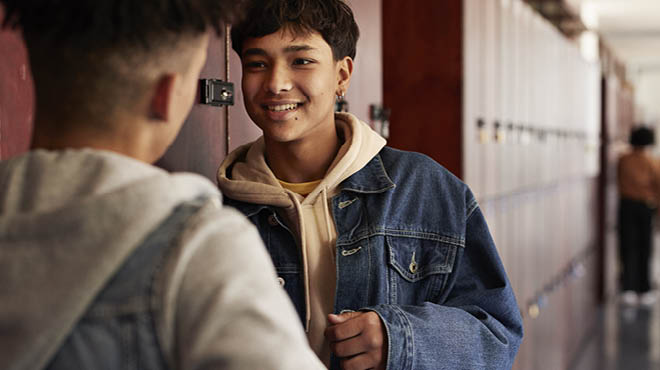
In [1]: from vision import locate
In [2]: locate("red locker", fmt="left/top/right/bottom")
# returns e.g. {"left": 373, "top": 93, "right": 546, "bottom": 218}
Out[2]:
{"left": 0, "top": 9, "right": 34, "bottom": 160}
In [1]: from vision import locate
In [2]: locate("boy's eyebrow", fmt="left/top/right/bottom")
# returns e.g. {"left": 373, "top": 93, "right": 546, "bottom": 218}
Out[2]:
{"left": 243, "top": 48, "right": 267, "bottom": 57}
{"left": 284, "top": 45, "right": 316, "bottom": 53}
{"left": 243, "top": 44, "right": 317, "bottom": 57}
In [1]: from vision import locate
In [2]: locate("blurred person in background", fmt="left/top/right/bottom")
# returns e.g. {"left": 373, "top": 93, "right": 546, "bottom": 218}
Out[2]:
{"left": 617, "top": 125, "right": 660, "bottom": 306}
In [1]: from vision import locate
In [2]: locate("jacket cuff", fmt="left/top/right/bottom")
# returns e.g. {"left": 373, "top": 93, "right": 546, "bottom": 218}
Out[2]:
{"left": 362, "top": 305, "right": 414, "bottom": 370}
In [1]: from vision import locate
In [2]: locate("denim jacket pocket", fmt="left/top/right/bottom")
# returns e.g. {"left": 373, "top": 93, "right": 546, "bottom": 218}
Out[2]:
{"left": 386, "top": 235, "right": 457, "bottom": 303}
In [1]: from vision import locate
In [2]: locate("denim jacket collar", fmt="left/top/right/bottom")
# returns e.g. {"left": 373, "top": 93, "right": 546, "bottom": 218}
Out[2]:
{"left": 339, "top": 154, "right": 395, "bottom": 194}
{"left": 229, "top": 153, "right": 395, "bottom": 218}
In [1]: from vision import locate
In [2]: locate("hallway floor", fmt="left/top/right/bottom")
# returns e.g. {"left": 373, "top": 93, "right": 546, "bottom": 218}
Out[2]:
{"left": 569, "top": 232, "right": 660, "bottom": 370}
{"left": 569, "top": 297, "right": 660, "bottom": 370}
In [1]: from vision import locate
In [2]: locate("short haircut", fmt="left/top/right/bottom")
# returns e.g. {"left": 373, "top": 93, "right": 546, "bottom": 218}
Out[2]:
{"left": 231, "top": 0, "right": 359, "bottom": 61}
{"left": 0, "top": 0, "right": 248, "bottom": 127}
{"left": 630, "top": 126, "right": 655, "bottom": 148}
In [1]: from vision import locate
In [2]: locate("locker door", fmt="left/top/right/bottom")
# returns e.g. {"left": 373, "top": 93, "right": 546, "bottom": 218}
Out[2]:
{"left": 463, "top": 0, "right": 482, "bottom": 198}
{"left": 527, "top": 14, "right": 544, "bottom": 190}
{"left": 558, "top": 42, "right": 569, "bottom": 181}
{"left": 538, "top": 22, "right": 555, "bottom": 187}
{"left": 0, "top": 11, "right": 34, "bottom": 160}
{"left": 479, "top": 0, "right": 499, "bottom": 200}
{"left": 156, "top": 32, "right": 230, "bottom": 183}
{"left": 585, "top": 63, "right": 601, "bottom": 177}
{"left": 491, "top": 0, "right": 503, "bottom": 198}
{"left": 510, "top": 0, "right": 525, "bottom": 195}
{"left": 546, "top": 30, "right": 561, "bottom": 186}
{"left": 518, "top": 3, "right": 534, "bottom": 192}
{"left": 499, "top": 0, "right": 514, "bottom": 196}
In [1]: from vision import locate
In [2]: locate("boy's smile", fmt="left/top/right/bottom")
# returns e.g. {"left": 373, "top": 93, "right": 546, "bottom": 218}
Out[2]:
{"left": 262, "top": 99, "right": 304, "bottom": 121}
{"left": 240, "top": 28, "right": 352, "bottom": 146}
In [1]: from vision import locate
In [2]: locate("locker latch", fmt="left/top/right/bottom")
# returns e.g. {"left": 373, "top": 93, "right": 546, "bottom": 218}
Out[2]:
{"left": 200, "top": 79, "right": 234, "bottom": 106}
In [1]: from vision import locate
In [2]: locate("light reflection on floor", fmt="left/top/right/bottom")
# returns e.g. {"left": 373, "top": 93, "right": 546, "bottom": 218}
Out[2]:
{"left": 569, "top": 299, "right": 660, "bottom": 370}
{"left": 569, "top": 231, "right": 660, "bottom": 370}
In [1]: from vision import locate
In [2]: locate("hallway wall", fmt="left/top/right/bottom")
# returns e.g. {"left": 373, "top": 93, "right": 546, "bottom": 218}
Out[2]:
{"left": 466, "top": 2, "right": 601, "bottom": 369}
{"left": 383, "top": 0, "right": 603, "bottom": 368}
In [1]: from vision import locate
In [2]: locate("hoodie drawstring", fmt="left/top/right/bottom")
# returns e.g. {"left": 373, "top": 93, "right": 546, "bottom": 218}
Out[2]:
{"left": 321, "top": 188, "right": 335, "bottom": 265}
{"left": 291, "top": 194, "right": 312, "bottom": 332}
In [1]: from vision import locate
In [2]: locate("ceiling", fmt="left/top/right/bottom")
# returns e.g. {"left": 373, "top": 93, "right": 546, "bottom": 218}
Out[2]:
{"left": 565, "top": 0, "right": 660, "bottom": 73}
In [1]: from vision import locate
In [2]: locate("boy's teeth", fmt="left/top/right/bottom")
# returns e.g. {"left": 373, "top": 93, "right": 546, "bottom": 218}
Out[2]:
{"left": 268, "top": 104, "right": 298, "bottom": 112}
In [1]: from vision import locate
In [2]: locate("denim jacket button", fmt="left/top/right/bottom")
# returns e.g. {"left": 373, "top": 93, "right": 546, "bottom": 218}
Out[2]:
{"left": 268, "top": 214, "right": 278, "bottom": 226}
{"left": 277, "top": 277, "right": 285, "bottom": 287}
{"left": 409, "top": 251, "right": 418, "bottom": 273}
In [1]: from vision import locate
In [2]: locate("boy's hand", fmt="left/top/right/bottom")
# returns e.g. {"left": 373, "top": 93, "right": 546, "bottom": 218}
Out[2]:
{"left": 325, "top": 311, "right": 387, "bottom": 370}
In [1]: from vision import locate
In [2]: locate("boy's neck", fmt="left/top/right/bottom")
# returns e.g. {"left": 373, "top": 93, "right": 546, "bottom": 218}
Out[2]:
{"left": 264, "top": 127, "right": 342, "bottom": 184}
{"left": 30, "top": 115, "right": 160, "bottom": 163}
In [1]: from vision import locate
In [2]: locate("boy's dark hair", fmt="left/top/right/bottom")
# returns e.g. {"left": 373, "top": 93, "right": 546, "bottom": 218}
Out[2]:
{"left": 0, "top": 0, "right": 248, "bottom": 127}
{"left": 630, "top": 126, "right": 655, "bottom": 148}
{"left": 231, "top": 0, "right": 359, "bottom": 61}
{"left": 1, "top": 0, "right": 246, "bottom": 52}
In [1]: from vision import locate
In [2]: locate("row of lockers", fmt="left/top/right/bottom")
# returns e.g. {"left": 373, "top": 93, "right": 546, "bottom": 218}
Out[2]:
{"left": 469, "top": 129, "right": 600, "bottom": 201}
{"left": 463, "top": 0, "right": 601, "bottom": 201}
{"left": 481, "top": 178, "right": 599, "bottom": 370}
{"left": 458, "top": 2, "right": 604, "bottom": 367}
{"left": 481, "top": 179, "right": 596, "bottom": 308}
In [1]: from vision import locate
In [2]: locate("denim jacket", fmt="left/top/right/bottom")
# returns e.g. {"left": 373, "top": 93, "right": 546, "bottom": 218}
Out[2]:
{"left": 45, "top": 200, "right": 203, "bottom": 370}
{"left": 225, "top": 146, "right": 523, "bottom": 370}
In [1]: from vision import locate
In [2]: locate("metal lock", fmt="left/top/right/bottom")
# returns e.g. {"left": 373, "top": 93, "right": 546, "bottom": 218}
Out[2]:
{"left": 200, "top": 79, "right": 234, "bottom": 106}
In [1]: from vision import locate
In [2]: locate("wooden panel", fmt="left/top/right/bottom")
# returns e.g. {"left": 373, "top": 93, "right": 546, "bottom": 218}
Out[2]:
{"left": 382, "top": 0, "right": 463, "bottom": 178}
{"left": 0, "top": 5, "right": 34, "bottom": 160}
{"left": 156, "top": 33, "right": 228, "bottom": 183}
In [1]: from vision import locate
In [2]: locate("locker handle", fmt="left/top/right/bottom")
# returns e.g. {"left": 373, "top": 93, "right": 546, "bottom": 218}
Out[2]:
{"left": 477, "top": 118, "right": 489, "bottom": 144}
{"left": 200, "top": 79, "right": 234, "bottom": 106}
{"left": 494, "top": 121, "right": 505, "bottom": 143}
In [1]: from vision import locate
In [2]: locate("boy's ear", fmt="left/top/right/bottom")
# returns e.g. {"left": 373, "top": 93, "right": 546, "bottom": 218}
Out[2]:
{"left": 150, "top": 74, "right": 177, "bottom": 121}
{"left": 337, "top": 56, "right": 354, "bottom": 93}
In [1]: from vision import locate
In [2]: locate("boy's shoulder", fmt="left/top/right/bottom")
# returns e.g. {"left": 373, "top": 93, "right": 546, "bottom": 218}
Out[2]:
{"left": 340, "top": 146, "right": 477, "bottom": 213}
{"left": 377, "top": 146, "right": 467, "bottom": 189}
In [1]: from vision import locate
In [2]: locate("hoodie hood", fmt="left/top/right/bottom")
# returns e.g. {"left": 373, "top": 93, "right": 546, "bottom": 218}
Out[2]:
{"left": 217, "top": 112, "right": 386, "bottom": 207}
{"left": 0, "top": 149, "right": 221, "bottom": 370}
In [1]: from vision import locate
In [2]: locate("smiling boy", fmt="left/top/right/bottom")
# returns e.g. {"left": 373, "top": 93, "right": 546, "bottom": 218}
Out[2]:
{"left": 217, "top": 1, "right": 523, "bottom": 369}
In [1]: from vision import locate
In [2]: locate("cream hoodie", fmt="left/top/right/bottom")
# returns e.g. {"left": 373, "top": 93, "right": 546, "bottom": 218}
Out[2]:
{"left": 217, "top": 113, "right": 386, "bottom": 365}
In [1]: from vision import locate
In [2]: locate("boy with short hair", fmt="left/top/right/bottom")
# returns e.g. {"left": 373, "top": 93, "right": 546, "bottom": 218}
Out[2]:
{"left": 0, "top": 1, "right": 324, "bottom": 369}
{"left": 218, "top": 0, "right": 524, "bottom": 369}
